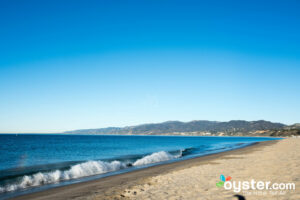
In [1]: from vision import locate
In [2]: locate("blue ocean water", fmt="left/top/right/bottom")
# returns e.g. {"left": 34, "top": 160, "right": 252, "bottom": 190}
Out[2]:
{"left": 0, "top": 134, "right": 280, "bottom": 197}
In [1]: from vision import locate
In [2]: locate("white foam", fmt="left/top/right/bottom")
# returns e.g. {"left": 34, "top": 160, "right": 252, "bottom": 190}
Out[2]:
{"left": 0, "top": 151, "right": 182, "bottom": 193}
{"left": 133, "top": 151, "right": 180, "bottom": 166}
{"left": 0, "top": 160, "right": 126, "bottom": 193}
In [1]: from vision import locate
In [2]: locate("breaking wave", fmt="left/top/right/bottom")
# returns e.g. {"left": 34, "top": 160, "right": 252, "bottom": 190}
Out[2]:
{"left": 0, "top": 150, "right": 184, "bottom": 193}
{"left": 0, "top": 160, "right": 125, "bottom": 193}
{"left": 133, "top": 151, "right": 180, "bottom": 166}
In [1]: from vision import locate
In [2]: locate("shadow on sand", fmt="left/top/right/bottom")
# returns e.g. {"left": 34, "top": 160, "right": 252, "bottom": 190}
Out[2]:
{"left": 234, "top": 194, "right": 246, "bottom": 200}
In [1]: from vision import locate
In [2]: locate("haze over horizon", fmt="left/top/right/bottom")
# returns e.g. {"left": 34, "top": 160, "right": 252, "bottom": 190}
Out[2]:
{"left": 1, "top": 0, "right": 300, "bottom": 133}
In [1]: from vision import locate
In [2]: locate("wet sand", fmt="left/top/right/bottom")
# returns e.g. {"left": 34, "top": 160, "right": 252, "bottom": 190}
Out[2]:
{"left": 12, "top": 138, "right": 299, "bottom": 200}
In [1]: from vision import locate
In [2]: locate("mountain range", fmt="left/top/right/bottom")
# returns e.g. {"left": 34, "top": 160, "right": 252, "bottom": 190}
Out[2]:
{"left": 65, "top": 120, "right": 299, "bottom": 136}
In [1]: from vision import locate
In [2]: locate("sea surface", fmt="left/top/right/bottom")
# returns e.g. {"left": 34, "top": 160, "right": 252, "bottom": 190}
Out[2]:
{"left": 0, "top": 134, "right": 280, "bottom": 198}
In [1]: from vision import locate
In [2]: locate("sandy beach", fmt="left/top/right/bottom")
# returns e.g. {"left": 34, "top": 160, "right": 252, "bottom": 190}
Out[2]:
{"left": 12, "top": 138, "right": 299, "bottom": 200}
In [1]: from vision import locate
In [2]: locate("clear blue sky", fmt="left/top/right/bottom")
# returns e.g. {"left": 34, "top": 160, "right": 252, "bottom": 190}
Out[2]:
{"left": 0, "top": 0, "right": 299, "bottom": 133}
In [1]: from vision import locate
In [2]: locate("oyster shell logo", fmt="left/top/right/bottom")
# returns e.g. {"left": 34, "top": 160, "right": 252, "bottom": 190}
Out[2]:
{"left": 216, "top": 174, "right": 232, "bottom": 187}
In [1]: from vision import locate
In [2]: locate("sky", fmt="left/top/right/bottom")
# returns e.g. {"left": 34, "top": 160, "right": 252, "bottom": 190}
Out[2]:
{"left": 0, "top": 0, "right": 300, "bottom": 133}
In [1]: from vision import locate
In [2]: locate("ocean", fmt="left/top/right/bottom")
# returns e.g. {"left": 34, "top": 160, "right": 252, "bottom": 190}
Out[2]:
{"left": 0, "top": 134, "right": 280, "bottom": 198}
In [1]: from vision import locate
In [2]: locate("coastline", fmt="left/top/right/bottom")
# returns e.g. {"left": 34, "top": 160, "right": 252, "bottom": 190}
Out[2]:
{"left": 10, "top": 139, "right": 288, "bottom": 200}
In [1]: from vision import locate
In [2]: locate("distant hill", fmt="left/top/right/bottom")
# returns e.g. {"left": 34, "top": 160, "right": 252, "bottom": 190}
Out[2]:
{"left": 65, "top": 120, "right": 287, "bottom": 136}
{"left": 269, "top": 123, "right": 300, "bottom": 137}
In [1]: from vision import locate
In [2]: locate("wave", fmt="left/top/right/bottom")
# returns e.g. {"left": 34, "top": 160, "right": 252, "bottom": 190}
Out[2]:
{"left": 0, "top": 150, "right": 183, "bottom": 193}
{"left": 0, "top": 160, "right": 126, "bottom": 193}
{"left": 0, "top": 161, "right": 80, "bottom": 182}
{"left": 0, "top": 143, "right": 244, "bottom": 194}
{"left": 133, "top": 151, "right": 180, "bottom": 166}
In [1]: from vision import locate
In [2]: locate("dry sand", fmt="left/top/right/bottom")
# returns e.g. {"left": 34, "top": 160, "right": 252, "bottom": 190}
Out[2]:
{"left": 13, "top": 138, "right": 300, "bottom": 200}
{"left": 121, "top": 138, "right": 300, "bottom": 200}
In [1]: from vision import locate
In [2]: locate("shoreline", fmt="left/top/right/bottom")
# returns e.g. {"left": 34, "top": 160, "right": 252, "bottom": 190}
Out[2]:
{"left": 10, "top": 140, "right": 279, "bottom": 200}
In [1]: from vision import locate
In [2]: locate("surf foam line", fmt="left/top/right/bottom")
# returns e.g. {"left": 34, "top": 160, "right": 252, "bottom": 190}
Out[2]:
{"left": 0, "top": 151, "right": 181, "bottom": 193}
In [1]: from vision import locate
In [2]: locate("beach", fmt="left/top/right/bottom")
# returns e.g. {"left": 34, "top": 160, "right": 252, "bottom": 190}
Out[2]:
{"left": 11, "top": 137, "right": 299, "bottom": 200}
{"left": 2, "top": 0, "right": 300, "bottom": 199}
